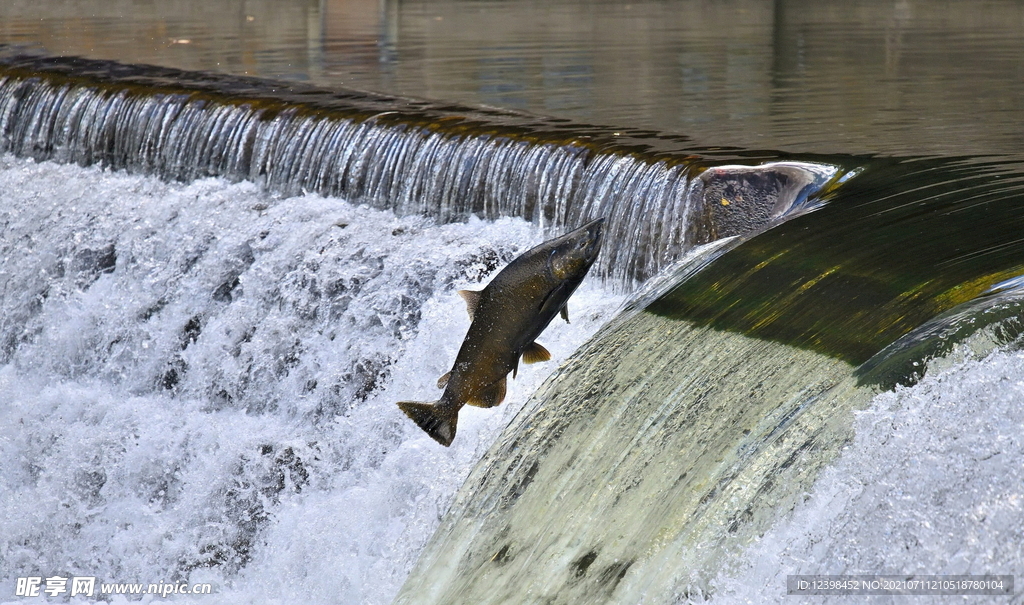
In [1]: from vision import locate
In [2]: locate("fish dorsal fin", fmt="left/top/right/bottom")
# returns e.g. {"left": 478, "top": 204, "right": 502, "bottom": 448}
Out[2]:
{"left": 458, "top": 289, "right": 482, "bottom": 321}
{"left": 522, "top": 342, "right": 551, "bottom": 364}
{"left": 467, "top": 376, "right": 507, "bottom": 408}
{"left": 436, "top": 371, "right": 451, "bottom": 390}
{"left": 561, "top": 304, "right": 570, "bottom": 323}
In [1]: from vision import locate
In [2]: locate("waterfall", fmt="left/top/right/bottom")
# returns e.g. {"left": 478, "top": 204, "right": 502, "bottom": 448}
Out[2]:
{"left": 6, "top": 50, "right": 1020, "bottom": 605}
{"left": 395, "top": 154, "right": 1024, "bottom": 603}
{"left": 0, "top": 153, "right": 627, "bottom": 603}
{"left": 0, "top": 50, "right": 844, "bottom": 286}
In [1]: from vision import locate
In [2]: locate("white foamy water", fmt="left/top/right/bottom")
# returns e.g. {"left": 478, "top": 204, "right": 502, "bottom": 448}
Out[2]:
{"left": 0, "top": 155, "right": 625, "bottom": 604}
{"left": 4, "top": 153, "right": 1021, "bottom": 605}
{"left": 710, "top": 346, "right": 1024, "bottom": 604}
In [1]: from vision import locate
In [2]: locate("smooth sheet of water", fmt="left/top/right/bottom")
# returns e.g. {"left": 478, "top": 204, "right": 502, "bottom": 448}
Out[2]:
{"left": 714, "top": 347, "right": 1024, "bottom": 603}
{"left": 4, "top": 0, "right": 1024, "bottom": 157}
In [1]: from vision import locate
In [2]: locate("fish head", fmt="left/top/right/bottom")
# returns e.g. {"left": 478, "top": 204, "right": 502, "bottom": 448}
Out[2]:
{"left": 547, "top": 217, "right": 605, "bottom": 281}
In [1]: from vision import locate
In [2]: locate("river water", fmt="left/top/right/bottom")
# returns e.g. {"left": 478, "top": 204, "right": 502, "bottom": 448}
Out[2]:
{"left": 1, "top": 1, "right": 1023, "bottom": 604}
{"left": 4, "top": 0, "right": 1024, "bottom": 157}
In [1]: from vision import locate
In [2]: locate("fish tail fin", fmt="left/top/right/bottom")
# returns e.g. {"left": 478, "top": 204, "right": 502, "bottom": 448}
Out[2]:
{"left": 397, "top": 400, "right": 458, "bottom": 447}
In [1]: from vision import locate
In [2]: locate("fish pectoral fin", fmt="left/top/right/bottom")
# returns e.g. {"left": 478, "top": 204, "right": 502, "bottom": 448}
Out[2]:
{"left": 397, "top": 400, "right": 458, "bottom": 446}
{"left": 538, "top": 282, "right": 568, "bottom": 316}
{"left": 436, "top": 371, "right": 451, "bottom": 390}
{"left": 522, "top": 342, "right": 552, "bottom": 364}
{"left": 458, "top": 289, "right": 482, "bottom": 321}
{"left": 561, "top": 304, "right": 570, "bottom": 323}
{"left": 467, "top": 377, "right": 507, "bottom": 408}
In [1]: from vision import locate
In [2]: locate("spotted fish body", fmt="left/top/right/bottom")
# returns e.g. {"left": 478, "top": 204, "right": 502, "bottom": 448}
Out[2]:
{"left": 397, "top": 218, "right": 605, "bottom": 446}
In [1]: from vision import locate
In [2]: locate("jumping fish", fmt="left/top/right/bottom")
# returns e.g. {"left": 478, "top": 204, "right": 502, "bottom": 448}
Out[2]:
{"left": 397, "top": 218, "right": 606, "bottom": 446}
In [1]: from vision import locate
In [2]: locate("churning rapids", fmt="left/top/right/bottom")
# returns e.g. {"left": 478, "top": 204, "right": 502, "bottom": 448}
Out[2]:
{"left": 2, "top": 52, "right": 1024, "bottom": 604}
{"left": 0, "top": 154, "right": 627, "bottom": 604}
{"left": 5, "top": 155, "right": 1023, "bottom": 605}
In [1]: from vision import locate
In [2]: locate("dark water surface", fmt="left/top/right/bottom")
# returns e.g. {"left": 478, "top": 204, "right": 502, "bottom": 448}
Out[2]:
{"left": 4, "top": 0, "right": 1024, "bottom": 157}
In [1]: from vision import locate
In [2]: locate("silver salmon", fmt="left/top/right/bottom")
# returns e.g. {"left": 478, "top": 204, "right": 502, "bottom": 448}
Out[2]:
{"left": 397, "top": 218, "right": 605, "bottom": 446}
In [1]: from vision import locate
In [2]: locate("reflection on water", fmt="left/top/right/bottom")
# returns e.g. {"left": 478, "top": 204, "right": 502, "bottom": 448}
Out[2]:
{"left": 3, "top": 0, "right": 1024, "bottom": 157}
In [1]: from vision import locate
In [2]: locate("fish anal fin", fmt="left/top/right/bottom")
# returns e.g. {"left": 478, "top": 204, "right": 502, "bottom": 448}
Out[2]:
{"left": 522, "top": 342, "right": 552, "bottom": 364}
{"left": 397, "top": 400, "right": 458, "bottom": 446}
{"left": 467, "top": 377, "right": 507, "bottom": 408}
{"left": 458, "top": 289, "right": 482, "bottom": 321}
{"left": 436, "top": 371, "right": 451, "bottom": 390}
{"left": 561, "top": 304, "right": 570, "bottom": 323}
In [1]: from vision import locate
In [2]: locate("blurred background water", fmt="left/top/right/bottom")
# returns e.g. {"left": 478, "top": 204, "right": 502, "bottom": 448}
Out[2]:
{"left": 4, "top": 0, "right": 1024, "bottom": 156}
